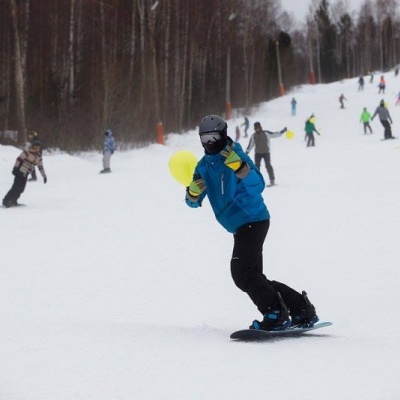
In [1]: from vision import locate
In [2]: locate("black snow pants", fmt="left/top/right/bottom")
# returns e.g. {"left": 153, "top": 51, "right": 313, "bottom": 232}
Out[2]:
{"left": 3, "top": 174, "right": 28, "bottom": 203}
{"left": 230, "top": 219, "right": 305, "bottom": 316}
{"left": 306, "top": 133, "right": 315, "bottom": 147}
{"left": 381, "top": 119, "right": 393, "bottom": 139}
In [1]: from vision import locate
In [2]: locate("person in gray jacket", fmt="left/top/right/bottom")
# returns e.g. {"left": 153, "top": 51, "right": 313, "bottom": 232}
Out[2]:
{"left": 246, "top": 122, "right": 286, "bottom": 186}
{"left": 371, "top": 100, "right": 395, "bottom": 140}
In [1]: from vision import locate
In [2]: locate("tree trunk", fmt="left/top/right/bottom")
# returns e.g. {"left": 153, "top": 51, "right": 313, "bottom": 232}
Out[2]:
{"left": 68, "top": 0, "right": 76, "bottom": 105}
{"left": 137, "top": 0, "right": 146, "bottom": 115}
{"left": 10, "top": 0, "right": 27, "bottom": 143}
{"left": 127, "top": 1, "right": 137, "bottom": 102}
{"left": 99, "top": 0, "right": 108, "bottom": 129}
{"left": 162, "top": 0, "right": 171, "bottom": 125}
{"left": 148, "top": 2, "right": 160, "bottom": 123}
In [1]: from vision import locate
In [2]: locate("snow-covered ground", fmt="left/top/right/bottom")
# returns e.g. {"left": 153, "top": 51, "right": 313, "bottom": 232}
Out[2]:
{"left": 1, "top": 73, "right": 400, "bottom": 399}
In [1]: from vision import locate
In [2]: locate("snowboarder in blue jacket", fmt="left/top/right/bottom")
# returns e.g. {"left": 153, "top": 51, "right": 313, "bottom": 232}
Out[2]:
{"left": 100, "top": 129, "right": 117, "bottom": 173}
{"left": 185, "top": 115, "right": 319, "bottom": 331}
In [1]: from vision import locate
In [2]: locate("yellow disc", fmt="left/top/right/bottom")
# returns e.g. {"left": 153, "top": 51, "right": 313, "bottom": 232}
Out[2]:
{"left": 285, "top": 130, "right": 295, "bottom": 140}
{"left": 168, "top": 150, "right": 198, "bottom": 186}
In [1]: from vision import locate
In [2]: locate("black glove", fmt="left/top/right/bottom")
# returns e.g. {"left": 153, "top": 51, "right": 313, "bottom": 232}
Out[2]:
{"left": 43, "top": 176, "right": 47, "bottom": 184}
{"left": 12, "top": 167, "right": 19, "bottom": 176}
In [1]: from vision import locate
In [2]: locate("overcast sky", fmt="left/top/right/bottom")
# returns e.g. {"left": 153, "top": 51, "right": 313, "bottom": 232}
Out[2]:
{"left": 279, "top": 0, "right": 366, "bottom": 23}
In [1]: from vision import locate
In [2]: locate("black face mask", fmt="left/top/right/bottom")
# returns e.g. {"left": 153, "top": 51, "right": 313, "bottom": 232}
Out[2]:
{"left": 200, "top": 132, "right": 226, "bottom": 154}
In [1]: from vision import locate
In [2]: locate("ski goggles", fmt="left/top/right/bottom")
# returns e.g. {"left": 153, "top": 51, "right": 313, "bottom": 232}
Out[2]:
{"left": 200, "top": 132, "right": 222, "bottom": 144}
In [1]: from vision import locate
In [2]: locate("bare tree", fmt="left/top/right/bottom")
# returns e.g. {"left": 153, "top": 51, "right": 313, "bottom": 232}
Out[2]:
{"left": 10, "top": 0, "right": 27, "bottom": 142}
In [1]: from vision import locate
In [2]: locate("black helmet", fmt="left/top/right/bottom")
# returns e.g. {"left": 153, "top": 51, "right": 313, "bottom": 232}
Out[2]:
{"left": 199, "top": 115, "right": 228, "bottom": 154}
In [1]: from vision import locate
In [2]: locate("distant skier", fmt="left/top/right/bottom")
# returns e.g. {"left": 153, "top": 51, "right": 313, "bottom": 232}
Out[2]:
{"left": 291, "top": 98, "right": 297, "bottom": 116}
{"left": 360, "top": 107, "right": 373, "bottom": 134}
{"left": 339, "top": 94, "right": 347, "bottom": 109}
{"left": 358, "top": 75, "right": 365, "bottom": 91}
{"left": 378, "top": 76, "right": 386, "bottom": 94}
{"left": 241, "top": 117, "right": 249, "bottom": 138}
{"left": 246, "top": 121, "right": 286, "bottom": 187}
{"left": 304, "top": 115, "right": 320, "bottom": 147}
{"left": 185, "top": 114, "right": 319, "bottom": 331}
{"left": 395, "top": 92, "right": 400, "bottom": 106}
{"left": 2, "top": 139, "right": 47, "bottom": 207}
{"left": 235, "top": 126, "right": 241, "bottom": 142}
{"left": 100, "top": 129, "right": 117, "bottom": 173}
{"left": 371, "top": 100, "right": 394, "bottom": 140}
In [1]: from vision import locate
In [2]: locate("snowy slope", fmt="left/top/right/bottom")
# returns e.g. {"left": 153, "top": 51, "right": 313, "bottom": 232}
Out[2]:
{"left": 1, "top": 73, "right": 400, "bottom": 400}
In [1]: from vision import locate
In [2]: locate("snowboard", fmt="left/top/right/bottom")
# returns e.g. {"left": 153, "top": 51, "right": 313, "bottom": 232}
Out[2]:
{"left": 380, "top": 137, "right": 398, "bottom": 141}
{"left": 1, "top": 204, "right": 26, "bottom": 209}
{"left": 230, "top": 321, "right": 332, "bottom": 341}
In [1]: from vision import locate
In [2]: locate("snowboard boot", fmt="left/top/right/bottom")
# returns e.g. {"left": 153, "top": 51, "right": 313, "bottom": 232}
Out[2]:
{"left": 2, "top": 199, "right": 12, "bottom": 208}
{"left": 250, "top": 292, "right": 291, "bottom": 331}
{"left": 291, "top": 291, "right": 319, "bottom": 328}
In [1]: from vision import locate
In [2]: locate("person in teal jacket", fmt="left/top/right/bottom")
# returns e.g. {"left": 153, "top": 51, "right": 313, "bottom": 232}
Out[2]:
{"left": 304, "top": 114, "right": 320, "bottom": 147}
{"left": 185, "top": 115, "right": 319, "bottom": 331}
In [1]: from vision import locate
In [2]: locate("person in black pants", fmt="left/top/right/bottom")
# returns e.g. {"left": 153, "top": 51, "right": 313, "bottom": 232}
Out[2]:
{"left": 371, "top": 100, "right": 395, "bottom": 139}
{"left": 2, "top": 140, "right": 47, "bottom": 207}
{"left": 185, "top": 114, "right": 319, "bottom": 331}
{"left": 245, "top": 122, "right": 286, "bottom": 186}
{"left": 231, "top": 219, "right": 312, "bottom": 324}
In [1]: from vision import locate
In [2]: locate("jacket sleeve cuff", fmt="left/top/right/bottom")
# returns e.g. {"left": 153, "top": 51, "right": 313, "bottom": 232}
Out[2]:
{"left": 235, "top": 162, "right": 250, "bottom": 179}
{"left": 186, "top": 191, "right": 200, "bottom": 203}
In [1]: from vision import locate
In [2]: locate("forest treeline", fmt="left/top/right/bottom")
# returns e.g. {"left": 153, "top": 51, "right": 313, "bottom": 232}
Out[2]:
{"left": 0, "top": 0, "right": 399, "bottom": 150}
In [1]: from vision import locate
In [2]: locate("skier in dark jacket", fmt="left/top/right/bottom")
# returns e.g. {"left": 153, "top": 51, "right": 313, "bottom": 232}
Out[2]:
{"left": 339, "top": 94, "right": 347, "bottom": 109}
{"left": 185, "top": 114, "right": 319, "bottom": 331}
{"left": 358, "top": 75, "right": 365, "bottom": 91}
{"left": 371, "top": 100, "right": 394, "bottom": 139}
{"left": 241, "top": 117, "right": 250, "bottom": 138}
{"left": 245, "top": 122, "right": 286, "bottom": 186}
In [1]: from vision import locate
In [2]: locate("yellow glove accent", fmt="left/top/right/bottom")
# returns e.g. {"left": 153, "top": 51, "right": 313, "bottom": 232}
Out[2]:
{"left": 221, "top": 145, "right": 242, "bottom": 171}
{"left": 188, "top": 178, "right": 206, "bottom": 197}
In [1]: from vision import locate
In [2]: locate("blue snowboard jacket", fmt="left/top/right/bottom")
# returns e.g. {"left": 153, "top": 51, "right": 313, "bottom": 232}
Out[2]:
{"left": 103, "top": 135, "right": 117, "bottom": 154}
{"left": 186, "top": 139, "right": 270, "bottom": 233}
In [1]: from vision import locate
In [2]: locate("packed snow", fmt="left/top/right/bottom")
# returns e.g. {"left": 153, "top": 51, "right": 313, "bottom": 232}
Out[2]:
{"left": 1, "top": 73, "right": 400, "bottom": 399}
